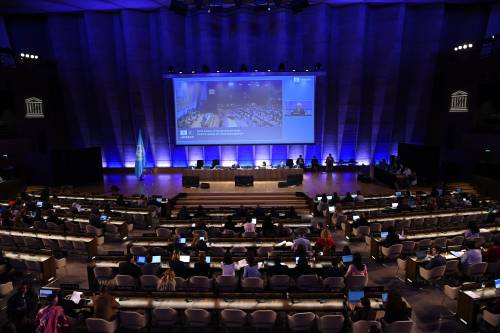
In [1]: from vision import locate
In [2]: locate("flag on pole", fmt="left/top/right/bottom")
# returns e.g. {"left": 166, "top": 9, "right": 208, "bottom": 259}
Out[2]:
{"left": 135, "top": 129, "right": 146, "bottom": 180}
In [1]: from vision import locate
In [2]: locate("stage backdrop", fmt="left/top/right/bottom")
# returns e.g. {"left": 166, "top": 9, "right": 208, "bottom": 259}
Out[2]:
{"left": 1, "top": 3, "right": 499, "bottom": 167}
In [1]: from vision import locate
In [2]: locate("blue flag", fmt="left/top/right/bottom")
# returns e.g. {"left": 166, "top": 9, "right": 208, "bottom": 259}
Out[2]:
{"left": 135, "top": 129, "right": 146, "bottom": 179}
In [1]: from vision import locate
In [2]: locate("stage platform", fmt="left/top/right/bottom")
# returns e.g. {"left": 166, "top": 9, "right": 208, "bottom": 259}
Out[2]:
{"left": 182, "top": 167, "right": 303, "bottom": 181}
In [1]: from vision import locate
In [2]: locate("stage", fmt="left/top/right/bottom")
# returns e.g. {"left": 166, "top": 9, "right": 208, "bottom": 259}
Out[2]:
{"left": 182, "top": 167, "right": 303, "bottom": 181}
{"left": 45, "top": 169, "right": 432, "bottom": 199}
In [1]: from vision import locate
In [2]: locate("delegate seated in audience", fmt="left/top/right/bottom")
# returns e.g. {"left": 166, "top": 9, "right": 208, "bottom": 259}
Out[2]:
{"left": 116, "top": 195, "right": 128, "bottom": 207}
{"left": 267, "top": 256, "right": 290, "bottom": 276}
{"left": 93, "top": 286, "right": 119, "bottom": 321}
{"left": 383, "top": 292, "right": 410, "bottom": 323}
{"left": 195, "top": 205, "right": 206, "bottom": 218}
{"left": 194, "top": 219, "right": 207, "bottom": 231}
{"left": 141, "top": 256, "right": 159, "bottom": 276}
{"left": 354, "top": 191, "right": 365, "bottom": 203}
{"left": 157, "top": 269, "right": 176, "bottom": 291}
{"left": 381, "top": 226, "right": 400, "bottom": 247}
{"left": 424, "top": 246, "right": 447, "bottom": 270}
{"left": 317, "top": 194, "right": 329, "bottom": 214}
{"left": 342, "top": 245, "right": 352, "bottom": 255}
{"left": 323, "top": 257, "right": 343, "bottom": 278}
{"left": 178, "top": 206, "right": 189, "bottom": 220}
{"left": 46, "top": 210, "right": 62, "bottom": 225}
{"left": 243, "top": 218, "right": 256, "bottom": 233}
{"left": 261, "top": 216, "right": 277, "bottom": 236}
{"left": 482, "top": 237, "right": 500, "bottom": 262}
{"left": 331, "top": 205, "right": 344, "bottom": 230}
{"left": 221, "top": 252, "right": 237, "bottom": 276}
{"left": 118, "top": 255, "right": 142, "bottom": 279}
{"left": 89, "top": 213, "right": 103, "bottom": 229}
{"left": 190, "top": 234, "right": 208, "bottom": 252}
{"left": 243, "top": 256, "right": 261, "bottom": 278}
{"left": 236, "top": 205, "right": 248, "bottom": 218}
{"left": 276, "top": 222, "right": 289, "bottom": 237}
{"left": 169, "top": 251, "right": 187, "bottom": 279}
{"left": 292, "top": 230, "right": 312, "bottom": 252}
{"left": 36, "top": 293, "right": 69, "bottom": 333}
{"left": 464, "top": 221, "right": 480, "bottom": 240}
{"left": 461, "top": 241, "right": 482, "bottom": 268}
{"left": 351, "top": 214, "right": 369, "bottom": 229}
{"left": 224, "top": 216, "right": 236, "bottom": 231}
{"left": 194, "top": 253, "right": 211, "bottom": 278}
{"left": 58, "top": 290, "right": 84, "bottom": 321}
{"left": 351, "top": 297, "right": 376, "bottom": 322}
{"left": 294, "top": 254, "right": 312, "bottom": 277}
{"left": 7, "top": 283, "right": 38, "bottom": 332}
{"left": 342, "top": 192, "right": 354, "bottom": 203}
{"left": 344, "top": 253, "right": 368, "bottom": 278}
{"left": 288, "top": 206, "right": 298, "bottom": 218}
{"left": 315, "top": 229, "right": 335, "bottom": 253}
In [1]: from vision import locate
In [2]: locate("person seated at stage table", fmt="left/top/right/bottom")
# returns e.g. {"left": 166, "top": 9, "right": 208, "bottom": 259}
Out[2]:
{"left": 141, "top": 256, "right": 160, "bottom": 276}
{"left": 178, "top": 206, "right": 189, "bottom": 220}
{"left": 424, "top": 246, "right": 447, "bottom": 270}
{"left": 243, "top": 256, "right": 261, "bottom": 278}
{"left": 325, "top": 154, "right": 334, "bottom": 172}
{"left": 296, "top": 155, "right": 305, "bottom": 168}
{"left": 243, "top": 218, "right": 256, "bottom": 233}
{"left": 93, "top": 286, "right": 120, "bottom": 321}
{"left": 464, "top": 221, "right": 480, "bottom": 240}
{"left": 194, "top": 253, "right": 211, "bottom": 278}
{"left": 354, "top": 190, "right": 365, "bottom": 203}
{"left": 254, "top": 204, "right": 265, "bottom": 218}
{"left": 482, "top": 237, "right": 500, "bottom": 262}
{"left": 267, "top": 256, "right": 290, "bottom": 276}
{"left": 118, "top": 255, "right": 142, "bottom": 279}
{"left": 157, "top": 269, "right": 176, "bottom": 291}
{"left": 223, "top": 216, "right": 236, "bottom": 231}
{"left": 311, "top": 156, "right": 319, "bottom": 172}
{"left": 315, "top": 229, "right": 335, "bottom": 254}
{"left": 221, "top": 252, "right": 237, "bottom": 277}
{"left": 382, "top": 292, "right": 410, "bottom": 323}
{"left": 293, "top": 230, "right": 312, "bottom": 252}
{"left": 344, "top": 253, "right": 368, "bottom": 278}
{"left": 169, "top": 251, "right": 187, "bottom": 278}
{"left": 460, "top": 241, "right": 482, "bottom": 269}
{"left": 381, "top": 226, "right": 400, "bottom": 247}
{"left": 323, "top": 257, "right": 343, "bottom": 278}
{"left": 261, "top": 216, "right": 277, "bottom": 237}
{"left": 342, "top": 192, "right": 354, "bottom": 203}
{"left": 190, "top": 233, "right": 208, "bottom": 252}
{"left": 351, "top": 213, "right": 369, "bottom": 229}
{"left": 351, "top": 297, "right": 376, "bottom": 322}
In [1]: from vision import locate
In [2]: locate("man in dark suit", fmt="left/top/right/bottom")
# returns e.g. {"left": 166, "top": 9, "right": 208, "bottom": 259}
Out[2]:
{"left": 325, "top": 154, "right": 334, "bottom": 172}
{"left": 118, "top": 255, "right": 142, "bottom": 279}
{"left": 296, "top": 155, "right": 305, "bottom": 168}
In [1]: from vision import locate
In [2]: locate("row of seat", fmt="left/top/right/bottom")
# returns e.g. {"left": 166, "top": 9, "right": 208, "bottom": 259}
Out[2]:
{"left": 0, "top": 235, "right": 91, "bottom": 254}
{"left": 93, "top": 270, "right": 368, "bottom": 292}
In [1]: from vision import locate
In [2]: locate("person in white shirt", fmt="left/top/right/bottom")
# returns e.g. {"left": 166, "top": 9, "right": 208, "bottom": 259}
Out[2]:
{"left": 461, "top": 241, "right": 482, "bottom": 268}
{"left": 292, "top": 231, "right": 312, "bottom": 252}
{"left": 243, "top": 218, "right": 256, "bottom": 233}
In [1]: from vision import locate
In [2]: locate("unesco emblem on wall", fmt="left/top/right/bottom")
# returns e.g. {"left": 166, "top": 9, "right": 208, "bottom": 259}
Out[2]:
{"left": 25, "top": 97, "right": 44, "bottom": 118}
{"left": 449, "top": 90, "right": 468, "bottom": 113}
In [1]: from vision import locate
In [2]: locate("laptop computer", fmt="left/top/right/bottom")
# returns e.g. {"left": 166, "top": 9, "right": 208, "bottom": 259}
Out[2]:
{"left": 180, "top": 255, "right": 190, "bottom": 263}
{"left": 447, "top": 245, "right": 462, "bottom": 252}
{"left": 251, "top": 218, "right": 257, "bottom": 224}
{"left": 450, "top": 251, "right": 465, "bottom": 258}
{"left": 352, "top": 215, "right": 360, "bottom": 221}
{"left": 135, "top": 256, "right": 146, "bottom": 264}
{"left": 391, "top": 203, "right": 398, "bottom": 209}
{"left": 415, "top": 250, "right": 427, "bottom": 259}
{"left": 39, "top": 288, "right": 55, "bottom": 300}
{"left": 348, "top": 290, "right": 365, "bottom": 302}
{"left": 205, "top": 256, "right": 211, "bottom": 264}
{"left": 179, "top": 237, "right": 186, "bottom": 244}
{"left": 342, "top": 255, "right": 353, "bottom": 264}
{"left": 329, "top": 206, "right": 335, "bottom": 213}
{"left": 151, "top": 255, "right": 161, "bottom": 264}
{"left": 382, "top": 292, "right": 388, "bottom": 302}
{"left": 36, "top": 201, "right": 43, "bottom": 208}
{"left": 327, "top": 195, "right": 333, "bottom": 200}
{"left": 380, "top": 232, "right": 388, "bottom": 240}
{"left": 100, "top": 215, "right": 108, "bottom": 221}
{"left": 395, "top": 192, "right": 402, "bottom": 197}
{"left": 495, "top": 279, "right": 500, "bottom": 289}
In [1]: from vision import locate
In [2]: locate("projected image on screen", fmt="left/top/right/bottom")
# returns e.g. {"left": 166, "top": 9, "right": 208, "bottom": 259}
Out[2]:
{"left": 173, "top": 74, "right": 315, "bottom": 145}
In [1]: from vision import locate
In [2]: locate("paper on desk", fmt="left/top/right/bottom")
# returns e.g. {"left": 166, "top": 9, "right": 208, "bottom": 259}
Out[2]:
{"left": 70, "top": 291, "right": 83, "bottom": 304}
{"left": 237, "top": 259, "right": 247, "bottom": 268}
{"left": 464, "top": 290, "right": 480, "bottom": 299}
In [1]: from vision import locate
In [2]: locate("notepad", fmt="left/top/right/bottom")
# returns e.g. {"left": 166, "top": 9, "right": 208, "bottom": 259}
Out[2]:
{"left": 237, "top": 259, "right": 248, "bottom": 267}
{"left": 464, "top": 290, "right": 480, "bottom": 299}
{"left": 70, "top": 291, "right": 83, "bottom": 304}
{"left": 451, "top": 251, "right": 465, "bottom": 258}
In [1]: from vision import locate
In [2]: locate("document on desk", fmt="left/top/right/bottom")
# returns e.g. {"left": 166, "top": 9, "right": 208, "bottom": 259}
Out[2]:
{"left": 237, "top": 259, "right": 248, "bottom": 268}
{"left": 70, "top": 291, "right": 83, "bottom": 304}
{"left": 463, "top": 290, "right": 480, "bottom": 299}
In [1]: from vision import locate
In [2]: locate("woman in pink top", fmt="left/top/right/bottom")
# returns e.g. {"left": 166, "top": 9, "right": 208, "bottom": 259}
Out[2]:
{"left": 344, "top": 253, "right": 368, "bottom": 277}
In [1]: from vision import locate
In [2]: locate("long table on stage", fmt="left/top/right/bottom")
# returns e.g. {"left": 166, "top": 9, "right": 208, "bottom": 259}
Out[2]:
{"left": 182, "top": 168, "right": 303, "bottom": 181}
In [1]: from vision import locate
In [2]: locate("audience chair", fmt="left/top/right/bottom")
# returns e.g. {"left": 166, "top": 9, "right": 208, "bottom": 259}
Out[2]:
{"left": 382, "top": 220, "right": 395, "bottom": 230}
{"left": 174, "top": 277, "right": 187, "bottom": 291}
{"left": 447, "top": 236, "right": 464, "bottom": 247}
{"left": 486, "top": 261, "right": 500, "bottom": 276}
{"left": 216, "top": 275, "right": 239, "bottom": 292}
{"left": 370, "top": 223, "right": 382, "bottom": 234}
{"left": 189, "top": 276, "right": 212, "bottom": 292}
{"left": 323, "top": 277, "right": 345, "bottom": 291}
{"left": 115, "top": 275, "right": 137, "bottom": 290}
{"left": 396, "top": 258, "right": 407, "bottom": 279}
{"left": 94, "top": 267, "right": 115, "bottom": 287}
{"left": 209, "top": 247, "right": 226, "bottom": 257}
{"left": 230, "top": 246, "right": 248, "bottom": 256}
{"left": 297, "top": 274, "right": 323, "bottom": 291}
{"left": 416, "top": 239, "right": 432, "bottom": 250}
{"left": 152, "top": 308, "right": 178, "bottom": 329}
{"left": 352, "top": 320, "right": 381, "bottom": 333}
{"left": 140, "top": 275, "right": 159, "bottom": 291}
{"left": 269, "top": 275, "right": 291, "bottom": 291}
{"left": 441, "top": 284, "right": 460, "bottom": 315}
{"left": 130, "top": 246, "right": 148, "bottom": 256}
{"left": 0, "top": 281, "right": 14, "bottom": 297}
{"left": 64, "top": 220, "right": 80, "bottom": 233}
{"left": 381, "top": 244, "right": 403, "bottom": 261}
{"left": 401, "top": 241, "right": 415, "bottom": 255}
{"left": 464, "top": 262, "right": 488, "bottom": 281}
{"left": 25, "top": 237, "right": 43, "bottom": 249}
{"left": 419, "top": 266, "right": 446, "bottom": 286}
{"left": 317, "top": 314, "right": 344, "bottom": 333}
{"left": 482, "top": 309, "right": 500, "bottom": 329}
{"left": 47, "top": 222, "right": 62, "bottom": 231}
{"left": 104, "top": 224, "right": 121, "bottom": 241}
{"left": 85, "top": 225, "right": 103, "bottom": 237}
{"left": 72, "top": 241, "right": 87, "bottom": 253}
{"left": 241, "top": 277, "right": 264, "bottom": 291}
{"left": 156, "top": 227, "right": 172, "bottom": 238}
{"left": 287, "top": 312, "right": 316, "bottom": 332}
{"left": 444, "top": 260, "right": 459, "bottom": 276}
{"left": 85, "top": 318, "right": 118, "bottom": 333}
{"left": 345, "top": 275, "right": 367, "bottom": 290}
{"left": 185, "top": 308, "right": 211, "bottom": 329}
{"left": 250, "top": 310, "right": 277, "bottom": 331}
{"left": 381, "top": 319, "right": 414, "bottom": 333}
{"left": 432, "top": 237, "right": 447, "bottom": 249}
{"left": 243, "top": 231, "right": 258, "bottom": 238}
{"left": 220, "top": 309, "right": 248, "bottom": 331}
{"left": 25, "top": 261, "right": 43, "bottom": 280}
{"left": 119, "top": 311, "right": 147, "bottom": 331}
{"left": 256, "top": 246, "right": 273, "bottom": 257}
{"left": 352, "top": 226, "right": 370, "bottom": 240}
